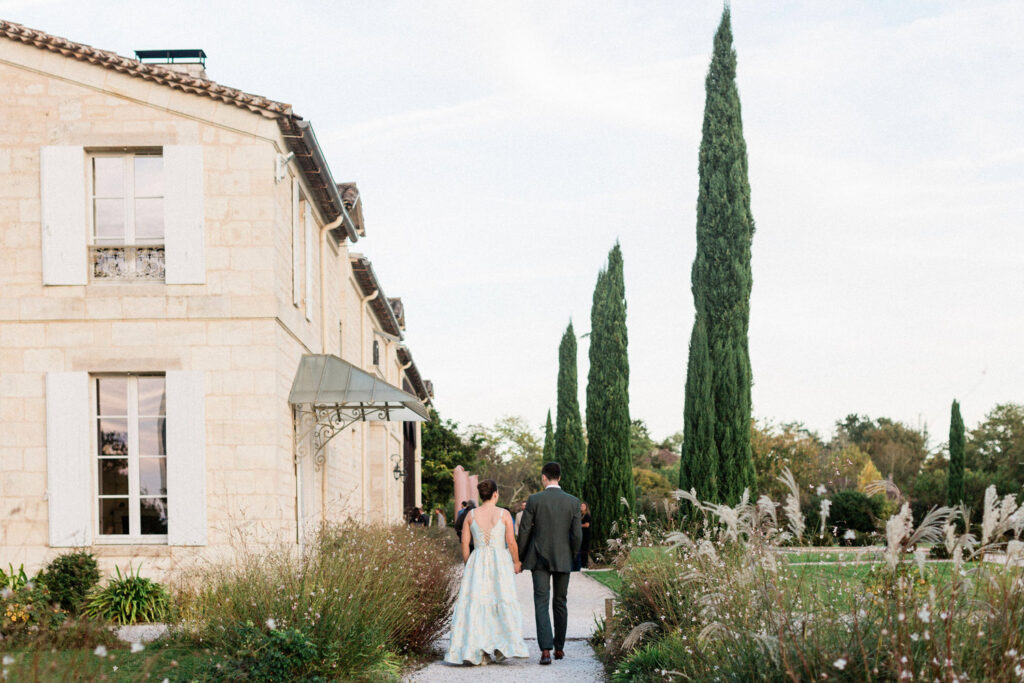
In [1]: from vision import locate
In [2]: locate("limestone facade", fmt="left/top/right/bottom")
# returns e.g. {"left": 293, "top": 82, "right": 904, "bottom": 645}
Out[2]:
{"left": 0, "top": 28, "right": 430, "bottom": 577}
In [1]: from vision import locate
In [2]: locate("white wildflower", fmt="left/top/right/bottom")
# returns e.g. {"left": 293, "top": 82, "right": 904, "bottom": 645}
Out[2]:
{"left": 131, "top": 642, "right": 145, "bottom": 653}
{"left": 94, "top": 645, "right": 108, "bottom": 657}
{"left": 816, "top": 485, "right": 827, "bottom": 496}
{"left": 833, "top": 658, "right": 847, "bottom": 670}
{"left": 2, "top": 656, "right": 13, "bottom": 666}
{"left": 918, "top": 606, "right": 931, "bottom": 623}
{"left": 265, "top": 618, "right": 277, "bottom": 630}
{"left": 844, "top": 529, "right": 856, "bottom": 540}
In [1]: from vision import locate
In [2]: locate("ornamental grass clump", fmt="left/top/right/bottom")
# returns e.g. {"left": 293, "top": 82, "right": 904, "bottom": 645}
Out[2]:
{"left": 174, "top": 520, "right": 459, "bottom": 680}
{"left": 601, "top": 471, "right": 1024, "bottom": 682}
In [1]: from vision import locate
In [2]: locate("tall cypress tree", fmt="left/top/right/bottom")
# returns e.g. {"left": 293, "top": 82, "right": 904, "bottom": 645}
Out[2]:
{"left": 542, "top": 409, "right": 555, "bottom": 463}
{"left": 948, "top": 399, "right": 965, "bottom": 507}
{"left": 683, "top": 7, "right": 756, "bottom": 504}
{"left": 585, "top": 243, "right": 633, "bottom": 545}
{"left": 555, "top": 323, "right": 586, "bottom": 497}
{"left": 680, "top": 317, "right": 718, "bottom": 508}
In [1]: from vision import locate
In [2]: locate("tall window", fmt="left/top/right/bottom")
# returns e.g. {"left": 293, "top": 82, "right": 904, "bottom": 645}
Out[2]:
{"left": 96, "top": 375, "right": 168, "bottom": 538}
{"left": 90, "top": 153, "right": 165, "bottom": 281}
{"left": 372, "top": 340, "right": 380, "bottom": 366}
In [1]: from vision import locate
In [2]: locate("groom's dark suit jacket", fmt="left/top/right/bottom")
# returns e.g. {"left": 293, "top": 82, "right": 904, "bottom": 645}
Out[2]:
{"left": 517, "top": 486, "right": 582, "bottom": 573}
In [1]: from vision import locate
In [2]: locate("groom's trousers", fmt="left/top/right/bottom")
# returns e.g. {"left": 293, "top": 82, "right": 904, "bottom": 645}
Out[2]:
{"left": 531, "top": 569, "right": 570, "bottom": 651}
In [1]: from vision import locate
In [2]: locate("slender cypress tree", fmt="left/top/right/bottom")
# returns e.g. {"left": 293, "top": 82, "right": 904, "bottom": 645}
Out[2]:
{"left": 683, "top": 7, "right": 756, "bottom": 504}
{"left": 585, "top": 243, "right": 633, "bottom": 545}
{"left": 554, "top": 323, "right": 586, "bottom": 497}
{"left": 948, "top": 399, "right": 965, "bottom": 507}
{"left": 680, "top": 317, "right": 718, "bottom": 508}
{"left": 542, "top": 409, "right": 555, "bottom": 463}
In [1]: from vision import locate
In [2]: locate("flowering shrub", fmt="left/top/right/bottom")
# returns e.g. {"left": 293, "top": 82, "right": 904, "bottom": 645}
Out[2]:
{"left": 175, "top": 520, "right": 459, "bottom": 680}
{"left": 600, "top": 473, "right": 1024, "bottom": 681}
{"left": 0, "top": 580, "right": 68, "bottom": 645}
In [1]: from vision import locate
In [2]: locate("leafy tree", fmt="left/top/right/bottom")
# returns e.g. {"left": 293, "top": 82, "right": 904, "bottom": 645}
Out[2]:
{"left": 554, "top": 322, "right": 587, "bottom": 497}
{"left": 633, "top": 467, "right": 674, "bottom": 499}
{"left": 966, "top": 403, "right": 1024, "bottom": 483}
{"left": 420, "top": 409, "right": 481, "bottom": 513}
{"left": 835, "top": 414, "right": 929, "bottom": 493}
{"left": 542, "top": 409, "right": 555, "bottom": 463}
{"left": 630, "top": 419, "right": 657, "bottom": 467}
{"left": 947, "top": 399, "right": 965, "bottom": 506}
{"left": 471, "top": 416, "right": 545, "bottom": 505}
{"left": 857, "top": 459, "right": 883, "bottom": 492}
{"left": 750, "top": 420, "right": 824, "bottom": 504}
{"left": 684, "top": 7, "right": 756, "bottom": 504}
{"left": 585, "top": 243, "right": 634, "bottom": 545}
{"left": 866, "top": 419, "right": 929, "bottom": 492}
{"left": 659, "top": 430, "right": 685, "bottom": 453}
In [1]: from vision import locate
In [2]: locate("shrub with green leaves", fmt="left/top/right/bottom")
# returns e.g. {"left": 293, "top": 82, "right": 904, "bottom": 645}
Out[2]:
{"left": 175, "top": 520, "right": 459, "bottom": 680}
{"left": 202, "top": 622, "right": 320, "bottom": 681}
{"left": 84, "top": 565, "right": 170, "bottom": 624}
{"left": 41, "top": 551, "right": 100, "bottom": 613}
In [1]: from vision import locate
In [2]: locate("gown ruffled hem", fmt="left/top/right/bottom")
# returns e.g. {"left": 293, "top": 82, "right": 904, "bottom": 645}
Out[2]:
{"left": 443, "top": 515, "right": 530, "bottom": 666}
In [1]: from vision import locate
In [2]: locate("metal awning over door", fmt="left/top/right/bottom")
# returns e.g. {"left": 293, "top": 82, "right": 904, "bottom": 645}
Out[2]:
{"left": 288, "top": 354, "right": 430, "bottom": 469}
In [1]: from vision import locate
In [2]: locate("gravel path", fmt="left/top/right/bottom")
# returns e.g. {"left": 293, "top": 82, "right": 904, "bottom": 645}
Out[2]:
{"left": 406, "top": 570, "right": 613, "bottom": 682}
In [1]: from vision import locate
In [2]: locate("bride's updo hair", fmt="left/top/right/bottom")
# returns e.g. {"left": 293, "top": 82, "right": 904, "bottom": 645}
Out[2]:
{"left": 478, "top": 479, "right": 498, "bottom": 502}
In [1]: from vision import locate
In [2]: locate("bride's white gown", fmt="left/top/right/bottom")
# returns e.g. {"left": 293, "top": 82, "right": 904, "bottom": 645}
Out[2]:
{"left": 444, "top": 510, "right": 530, "bottom": 665}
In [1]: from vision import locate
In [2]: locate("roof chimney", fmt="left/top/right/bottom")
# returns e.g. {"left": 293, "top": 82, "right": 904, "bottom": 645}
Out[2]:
{"left": 134, "top": 49, "right": 207, "bottom": 79}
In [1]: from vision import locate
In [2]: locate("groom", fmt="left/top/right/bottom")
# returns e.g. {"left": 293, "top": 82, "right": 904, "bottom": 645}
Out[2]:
{"left": 516, "top": 462, "right": 583, "bottom": 665}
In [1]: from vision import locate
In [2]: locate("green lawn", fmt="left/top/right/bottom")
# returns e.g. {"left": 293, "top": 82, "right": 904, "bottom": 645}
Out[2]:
{"left": 586, "top": 568, "right": 623, "bottom": 593}
{"left": 1, "top": 643, "right": 217, "bottom": 682}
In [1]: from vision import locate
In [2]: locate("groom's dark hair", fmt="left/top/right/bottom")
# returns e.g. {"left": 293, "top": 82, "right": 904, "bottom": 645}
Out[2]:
{"left": 541, "top": 462, "right": 561, "bottom": 481}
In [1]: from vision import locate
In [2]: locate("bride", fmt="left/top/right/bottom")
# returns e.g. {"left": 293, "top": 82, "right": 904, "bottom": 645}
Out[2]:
{"left": 444, "top": 479, "right": 530, "bottom": 665}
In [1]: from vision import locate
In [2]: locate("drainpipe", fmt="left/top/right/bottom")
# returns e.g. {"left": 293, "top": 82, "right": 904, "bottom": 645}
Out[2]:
{"left": 359, "top": 288, "right": 378, "bottom": 520}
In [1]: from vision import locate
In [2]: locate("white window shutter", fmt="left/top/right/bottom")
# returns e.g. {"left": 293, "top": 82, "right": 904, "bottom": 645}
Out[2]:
{"left": 40, "top": 146, "right": 87, "bottom": 285}
{"left": 166, "top": 371, "right": 207, "bottom": 545}
{"left": 292, "top": 180, "right": 302, "bottom": 307}
{"left": 46, "top": 372, "right": 91, "bottom": 547}
{"left": 304, "top": 202, "right": 314, "bottom": 321}
{"left": 164, "top": 145, "right": 205, "bottom": 284}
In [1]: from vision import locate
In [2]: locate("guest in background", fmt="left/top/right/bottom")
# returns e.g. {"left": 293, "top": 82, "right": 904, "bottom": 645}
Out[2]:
{"left": 409, "top": 507, "right": 428, "bottom": 526}
{"left": 434, "top": 507, "right": 447, "bottom": 528}
{"left": 455, "top": 500, "right": 476, "bottom": 551}
{"left": 579, "top": 502, "right": 592, "bottom": 569}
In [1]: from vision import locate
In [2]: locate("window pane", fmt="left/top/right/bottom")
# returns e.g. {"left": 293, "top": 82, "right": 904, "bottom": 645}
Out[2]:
{"left": 94, "top": 198, "right": 125, "bottom": 240}
{"left": 140, "top": 497, "right": 168, "bottom": 535}
{"left": 138, "top": 418, "right": 166, "bottom": 455}
{"left": 97, "top": 418, "right": 128, "bottom": 455}
{"left": 97, "top": 378, "right": 127, "bottom": 416}
{"left": 134, "top": 156, "right": 163, "bottom": 197}
{"left": 93, "top": 157, "right": 123, "bottom": 197}
{"left": 138, "top": 377, "right": 166, "bottom": 416}
{"left": 134, "top": 198, "right": 163, "bottom": 241}
{"left": 99, "top": 498, "right": 130, "bottom": 535}
{"left": 98, "top": 458, "right": 129, "bottom": 495}
{"left": 139, "top": 457, "right": 167, "bottom": 495}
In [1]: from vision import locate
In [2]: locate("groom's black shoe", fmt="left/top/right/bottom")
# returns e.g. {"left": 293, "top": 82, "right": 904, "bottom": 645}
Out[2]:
{"left": 554, "top": 650, "right": 565, "bottom": 660}
{"left": 540, "top": 650, "right": 552, "bottom": 665}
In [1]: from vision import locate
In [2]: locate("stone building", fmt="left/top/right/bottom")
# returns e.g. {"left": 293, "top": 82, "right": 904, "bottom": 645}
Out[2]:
{"left": 0, "top": 22, "right": 432, "bottom": 576}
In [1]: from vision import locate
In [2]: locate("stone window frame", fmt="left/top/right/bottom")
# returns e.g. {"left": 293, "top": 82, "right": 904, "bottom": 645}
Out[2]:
{"left": 87, "top": 149, "right": 166, "bottom": 282}
{"left": 92, "top": 373, "right": 169, "bottom": 545}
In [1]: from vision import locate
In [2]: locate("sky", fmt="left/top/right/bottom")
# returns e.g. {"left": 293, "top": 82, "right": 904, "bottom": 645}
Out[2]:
{"left": 5, "top": 0, "right": 1022, "bottom": 445}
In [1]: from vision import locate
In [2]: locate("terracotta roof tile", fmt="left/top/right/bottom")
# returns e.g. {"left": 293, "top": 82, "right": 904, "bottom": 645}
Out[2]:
{"left": 0, "top": 20, "right": 292, "bottom": 117}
